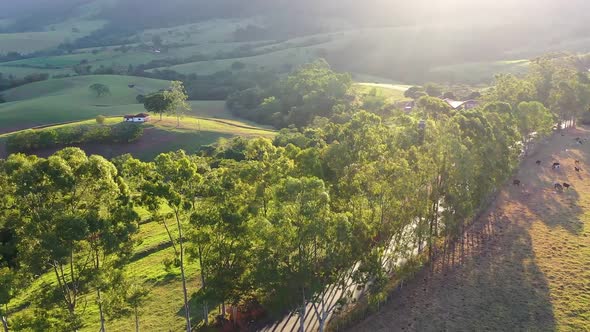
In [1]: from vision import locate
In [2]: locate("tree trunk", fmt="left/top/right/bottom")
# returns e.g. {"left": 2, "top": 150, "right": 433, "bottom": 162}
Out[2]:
{"left": 160, "top": 113, "right": 162, "bottom": 121}
{"left": 1, "top": 313, "right": 8, "bottom": 332}
{"left": 174, "top": 211, "right": 192, "bottom": 332}
{"left": 203, "top": 302, "right": 208, "bottom": 326}
{"left": 197, "top": 246, "right": 209, "bottom": 326}
{"left": 94, "top": 250, "right": 106, "bottom": 332}
{"left": 97, "top": 288, "right": 106, "bottom": 332}
{"left": 299, "top": 287, "right": 306, "bottom": 332}
{"left": 318, "top": 297, "right": 327, "bottom": 332}
{"left": 134, "top": 307, "right": 139, "bottom": 332}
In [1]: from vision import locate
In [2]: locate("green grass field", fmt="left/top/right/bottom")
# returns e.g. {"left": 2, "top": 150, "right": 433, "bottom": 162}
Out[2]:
{"left": 428, "top": 59, "right": 530, "bottom": 85}
{"left": 150, "top": 45, "right": 320, "bottom": 75}
{"left": 353, "top": 83, "right": 410, "bottom": 103}
{"left": 0, "top": 20, "right": 106, "bottom": 54}
{"left": 0, "top": 75, "right": 170, "bottom": 133}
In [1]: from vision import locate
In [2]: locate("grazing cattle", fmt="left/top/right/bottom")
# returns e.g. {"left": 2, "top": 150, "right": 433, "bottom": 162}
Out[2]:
{"left": 563, "top": 183, "right": 571, "bottom": 190}
{"left": 554, "top": 183, "right": 564, "bottom": 192}
{"left": 536, "top": 160, "right": 542, "bottom": 166}
{"left": 575, "top": 166, "right": 581, "bottom": 173}
{"left": 552, "top": 162, "right": 561, "bottom": 170}
{"left": 513, "top": 179, "right": 521, "bottom": 186}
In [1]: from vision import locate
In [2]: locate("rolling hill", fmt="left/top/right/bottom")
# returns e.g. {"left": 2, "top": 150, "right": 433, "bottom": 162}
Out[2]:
{"left": 0, "top": 75, "right": 169, "bottom": 133}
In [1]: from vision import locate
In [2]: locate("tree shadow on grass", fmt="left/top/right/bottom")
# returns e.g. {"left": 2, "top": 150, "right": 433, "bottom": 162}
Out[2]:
{"left": 174, "top": 289, "right": 221, "bottom": 331}
{"left": 355, "top": 211, "right": 557, "bottom": 332}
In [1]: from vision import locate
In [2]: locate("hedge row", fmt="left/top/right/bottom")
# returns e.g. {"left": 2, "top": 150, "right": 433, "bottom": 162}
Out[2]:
{"left": 6, "top": 122, "right": 144, "bottom": 153}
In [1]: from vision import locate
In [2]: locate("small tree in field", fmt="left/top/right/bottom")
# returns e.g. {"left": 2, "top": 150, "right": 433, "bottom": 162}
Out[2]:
{"left": 89, "top": 83, "right": 111, "bottom": 97}
{"left": 143, "top": 92, "right": 171, "bottom": 121}
{"left": 163, "top": 81, "right": 190, "bottom": 127}
{"left": 96, "top": 115, "right": 106, "bottom": 125}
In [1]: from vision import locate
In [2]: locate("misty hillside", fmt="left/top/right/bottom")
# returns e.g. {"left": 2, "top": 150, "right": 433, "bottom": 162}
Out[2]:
{"left": 2, "top": 0, "right": 590, "bottom": 83}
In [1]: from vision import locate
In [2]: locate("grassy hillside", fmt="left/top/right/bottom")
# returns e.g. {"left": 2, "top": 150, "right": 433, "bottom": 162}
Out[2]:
{"left": 0, "top": 19, "right": 106, "bottom": 54}
{"left": 6, "top": 205, "right": 204, "bottom": 331}
{"left": 0, "top": 75, "right": 169, "bottom": 133}
{"left": 347, "top": 127, "right": 590, "bottom": 331}
{"left": 0, "top": 113, "right": 274, "bottom": 160}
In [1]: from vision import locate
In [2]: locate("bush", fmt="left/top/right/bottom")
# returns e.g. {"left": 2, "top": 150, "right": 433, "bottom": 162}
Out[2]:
{"left": 111, "top": 122, "right": 144, "bottom": 143}
{"left": 96, "top": 115, "right": 106, "bottom": 125}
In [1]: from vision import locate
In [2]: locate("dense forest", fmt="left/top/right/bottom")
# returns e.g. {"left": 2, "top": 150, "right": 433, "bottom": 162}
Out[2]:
{"left": 1, "top": 53, "right": 588, "bottom": 331}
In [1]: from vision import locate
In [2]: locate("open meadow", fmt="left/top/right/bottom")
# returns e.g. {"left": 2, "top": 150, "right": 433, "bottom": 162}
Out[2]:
{"left": 0, "top": 75, "right": 169, "bottom": 133}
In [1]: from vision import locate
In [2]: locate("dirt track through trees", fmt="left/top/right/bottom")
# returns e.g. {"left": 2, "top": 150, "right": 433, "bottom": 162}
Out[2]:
{"left": 348, "top": 128, "right": 590, "bottom": 331}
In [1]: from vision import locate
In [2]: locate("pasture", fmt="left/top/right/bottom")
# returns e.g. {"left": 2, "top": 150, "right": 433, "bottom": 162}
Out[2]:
{"left": 349, "top": 127, "right": 590, "bottom": 331}
{"left": 353, "top": 83, "right": 410, "bottom": 103}
{"left": 0, "top": 114, "right": 275, "bottom": 160}
{"left": 0, "top": 19, "right": 105, "bottom": 54}
{"left": 149, "top": 45, "right": 320, "bottom": 75}
{"left": 0, "top": 75, "right": 170, "bottom": 133}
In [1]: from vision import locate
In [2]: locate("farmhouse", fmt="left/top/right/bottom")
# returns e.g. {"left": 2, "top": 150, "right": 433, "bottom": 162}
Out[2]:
{"left": 123, "top": 113, "right": 150, "bottom": 123}
{"left": 443, "top": 99, "right": 479, "bottom": 110}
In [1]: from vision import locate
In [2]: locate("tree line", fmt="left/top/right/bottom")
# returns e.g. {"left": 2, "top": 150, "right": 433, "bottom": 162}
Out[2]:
{"left": 0, "top": 54, "right": 587, "bottom": 331}
{"left": 6, "top": 122, "right": 144, "bottom": 154}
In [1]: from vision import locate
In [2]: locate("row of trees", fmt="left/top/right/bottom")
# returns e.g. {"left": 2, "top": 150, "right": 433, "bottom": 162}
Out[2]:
{"left": 0, "top": 106, "right": 552, "bottom": 331}
{"left": 6, "top": 122, "right": 144, "bottom": 154}
{"left": 0, "top": 54, "right": 584, "bottom": 331}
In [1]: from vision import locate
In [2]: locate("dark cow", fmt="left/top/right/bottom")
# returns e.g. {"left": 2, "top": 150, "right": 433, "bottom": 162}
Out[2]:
{"left": 513, "top": 179, "right": 521, "bottom": 186}
{"left": 536, "top": 160, "right": 542, "bottom": 166}
{"left": 552, "top": 162, "right": 561, "bottom": 170}
{"left": 575, "top": 166, "right": 581, "bottom": 173}
{"left": 563, "top": 183, "right": 571, "bottom": 190}
{"left": 554, "top": 183, "right": 564, "bottom": 192}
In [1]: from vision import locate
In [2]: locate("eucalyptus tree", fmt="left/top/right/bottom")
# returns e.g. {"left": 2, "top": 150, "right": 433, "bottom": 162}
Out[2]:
{"left": 516, "top": 101, "right": 553, "bottom": 154}
{"left": 255, "top": 172, "right": 378, "bottom": 332}
{"left": 139, "top": 150, "right": 203, "bottom": 332}
{"left": 3, "top": 148, "right": 139, "bottom": 331}
{"left": 163, "top": 81, "right": 190, "bottom": 127}
{"left": 188, "top": 161, "right": 257, "bottom": 321}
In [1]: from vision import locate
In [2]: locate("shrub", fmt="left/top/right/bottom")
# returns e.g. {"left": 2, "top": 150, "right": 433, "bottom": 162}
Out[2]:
{"left": 136, "top": 94, "right": 146, "bottom": 103}
{"left": 96, "top": 115, "right": 106, "bottom": 125}
{"left": 111, "top": 122, "right": 144, "bottom": 143}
